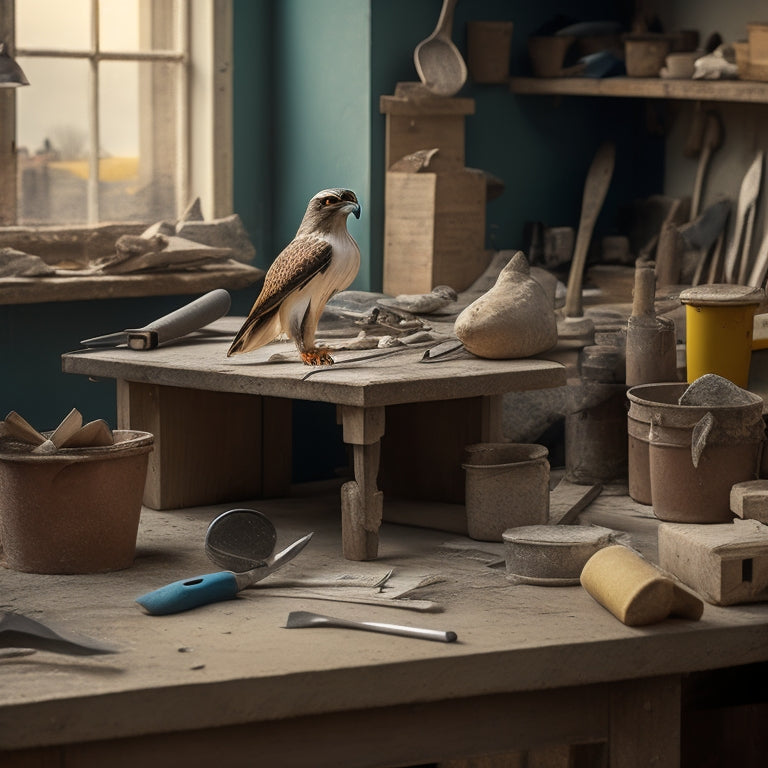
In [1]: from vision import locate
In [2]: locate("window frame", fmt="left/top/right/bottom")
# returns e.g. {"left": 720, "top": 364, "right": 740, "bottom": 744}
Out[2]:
{"left": 0, "top": 0, "right": 232, "bottom": 232}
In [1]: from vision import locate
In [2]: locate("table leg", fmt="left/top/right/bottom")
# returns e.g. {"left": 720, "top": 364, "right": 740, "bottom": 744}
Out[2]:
{"left": 338, "top": 406, "right": 385, "bottom": 561}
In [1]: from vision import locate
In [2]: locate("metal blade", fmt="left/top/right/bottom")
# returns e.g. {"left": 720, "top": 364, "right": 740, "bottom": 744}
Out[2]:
{"left": 79, "top": 330, "right": 129, "bottom": 348}
{"left": 236, "top": 532, "right": 313, "bottom": 588}
{"left": 0, "top": 612, "right": 118, "bottom": 656}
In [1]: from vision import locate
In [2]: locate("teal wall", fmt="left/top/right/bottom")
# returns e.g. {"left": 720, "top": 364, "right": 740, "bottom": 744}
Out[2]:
{"left": 2, "top": 0, "right": 662, "bottom": 481}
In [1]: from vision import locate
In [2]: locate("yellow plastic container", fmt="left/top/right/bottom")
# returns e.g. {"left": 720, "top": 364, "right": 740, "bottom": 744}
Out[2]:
{"left": 680, "top": 284, "right": 764, "bottom": 388}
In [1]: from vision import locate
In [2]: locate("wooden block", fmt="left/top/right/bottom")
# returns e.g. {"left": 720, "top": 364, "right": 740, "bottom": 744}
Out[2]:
{"left": 380, "top": 92, "right": 474, "bottom": 172}
{"left": 658, "top": 520, "right": 768, "bottom": 605}
{"left": 730, "top": 479, "right": 768, "bottom": 522}
{"left": 116, "top": 381, "right": 292, "bottom": 509}
{"left": 383, "top": 170, "right": 489, "bottom": 295}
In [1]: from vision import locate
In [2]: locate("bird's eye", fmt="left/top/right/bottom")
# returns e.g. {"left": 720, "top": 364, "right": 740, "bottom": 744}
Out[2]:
{"left": 321, "top": 197, "right": 338, "bottom": 207}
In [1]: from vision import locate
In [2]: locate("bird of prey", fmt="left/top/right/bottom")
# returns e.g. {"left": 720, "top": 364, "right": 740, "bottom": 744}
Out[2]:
{"left": 227, "top": 188, "right": 361, "bottom": 365}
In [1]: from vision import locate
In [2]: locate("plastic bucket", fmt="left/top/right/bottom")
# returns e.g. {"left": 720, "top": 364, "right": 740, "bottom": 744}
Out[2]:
{"left": 462, "top": 443, "right": 549, "bottom": 541}
{"left": 680, "top": 284, "right": 764, "bottom": 388}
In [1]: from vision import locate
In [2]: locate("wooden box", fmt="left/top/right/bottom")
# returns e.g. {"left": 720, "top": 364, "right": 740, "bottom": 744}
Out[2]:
{"left": 380, "top": 90, "right": 475, "bottom": 171}
{"left": 383, "top": 169, "right": 489, "bottom": 295}
{"left": 658, "top": 520, "right": 768, "bottom": 606}
{"left": 117, "top": 381, "right": 292, "bottom": 509}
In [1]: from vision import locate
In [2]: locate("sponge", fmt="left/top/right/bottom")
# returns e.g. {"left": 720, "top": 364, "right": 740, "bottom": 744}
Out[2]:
{"left": 580, "top": 544, "right": 703, "bottom": 626}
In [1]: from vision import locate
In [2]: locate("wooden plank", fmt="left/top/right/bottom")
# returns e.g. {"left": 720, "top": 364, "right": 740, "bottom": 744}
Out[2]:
{"left": 383, "top": 170, "right": 488, "bottom": 295}
{"left": 0, "top": 262, "right": 263, "bottom": 305}
{"left": 509, "top": 76, "right": 768, "bottom": 104}
{"left": 117, "top": 381, "right": 291, "bottom": 509}
{"left": 63, "top": 319, "right": 567, "bottom": 409}
{"left": 10, "top": 688, "right": 609, "bottom": 768}
{"left": 549, "top": 478, "right": 603, "bottom": 525}
{"left": 609, "top": 676, "right": 681, "bottom": 768}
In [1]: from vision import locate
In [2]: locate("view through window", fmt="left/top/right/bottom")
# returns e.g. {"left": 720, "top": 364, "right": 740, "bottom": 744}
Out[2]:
{"left": 13, "top": 0, "right": 187, "bottom": 226}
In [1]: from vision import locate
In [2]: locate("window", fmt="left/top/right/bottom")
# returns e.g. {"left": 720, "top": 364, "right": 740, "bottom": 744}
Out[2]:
{"left": 0, "top": 0, "right": 232, "bottom": 229}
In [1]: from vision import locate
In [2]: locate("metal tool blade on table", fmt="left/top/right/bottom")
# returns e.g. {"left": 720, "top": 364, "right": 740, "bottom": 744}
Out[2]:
{"left": 80, "top": 288, "right": 231, "bottom": 349}
{"left": 136, "top": 532, "right": 314, "bottom": 615}
{"left": 0, "top": 612, "right": 118, "bottom": 656}
{"left": 285, "top": 610, "right": 457, "bottom": 643}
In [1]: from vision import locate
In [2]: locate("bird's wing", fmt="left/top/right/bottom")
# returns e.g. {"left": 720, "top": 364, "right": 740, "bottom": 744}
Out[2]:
{"left": 227, "top": 236, "right": 333, "bottom": 355}
{"left": 251, "top": 236, "right": 333, "bottom": 317}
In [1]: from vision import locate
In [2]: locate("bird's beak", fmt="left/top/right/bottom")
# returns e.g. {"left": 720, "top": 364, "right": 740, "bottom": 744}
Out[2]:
{"left": 346, "top": 201, "right": 361, "bottom": 220}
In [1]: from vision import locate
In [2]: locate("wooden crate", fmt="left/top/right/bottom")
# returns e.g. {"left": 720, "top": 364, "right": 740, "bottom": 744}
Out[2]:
{"left": 116, "top": 381, "right": 292, "bottom": 509}
{"left": 383, "top": 169, "right": 489, "bottom": 295}
{"left": 380, "top": 91, "right": 475, "bottom": 171}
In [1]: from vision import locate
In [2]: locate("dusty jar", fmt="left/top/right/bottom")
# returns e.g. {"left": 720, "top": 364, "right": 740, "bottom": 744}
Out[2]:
{"left": 0, "top": 430, "right": 153, "bottom": 574}
{"left": 463, "top": 443, "right": 549, "bottom": 541}
{"left": 467, "top": 21, "right": 514, "bottom": 83}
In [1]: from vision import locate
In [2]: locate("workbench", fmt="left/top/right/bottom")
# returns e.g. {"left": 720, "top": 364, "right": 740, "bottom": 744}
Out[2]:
{"left": 1, "top": 489, "right": 767, "bottom": 767}
{"left": 61, "top": 317, "right": 567, "bottom": 561}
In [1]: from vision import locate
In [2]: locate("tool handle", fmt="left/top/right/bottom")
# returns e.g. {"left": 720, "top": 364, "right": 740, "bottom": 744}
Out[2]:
{"left": 128, "top": 289, "right": 231, "bottom": 349}
{"left": 136, "top": 571, "right": 239, "bottom": 615}
{"left": 355, "top": 619, "right": 457, "bottom": 643}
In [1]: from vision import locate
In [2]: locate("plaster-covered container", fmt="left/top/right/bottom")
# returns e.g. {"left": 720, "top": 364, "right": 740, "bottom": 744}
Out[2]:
{"left": 0, "top": 430, "right": 153, "bottom": 574}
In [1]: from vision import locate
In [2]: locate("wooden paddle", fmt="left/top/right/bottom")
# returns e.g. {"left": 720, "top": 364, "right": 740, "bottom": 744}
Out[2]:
{"left": 563, "top": 142, "right": 616, "bottom": 319}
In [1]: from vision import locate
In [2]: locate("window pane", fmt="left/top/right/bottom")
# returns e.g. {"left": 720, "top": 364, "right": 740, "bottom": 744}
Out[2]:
{"left": 16, "top": 57, "right": 90, "bottom": 225}
{"left": 17, "top": 0, "right": 91, "bottom": 51}
{"left": 100, "top": 0, "right": 180, "bottom": 53}
{"left": 99, "top": 60, "right": 178, "bottom": 222}
{"left": 99, "top": 0, "right": 139, "bottom": 52}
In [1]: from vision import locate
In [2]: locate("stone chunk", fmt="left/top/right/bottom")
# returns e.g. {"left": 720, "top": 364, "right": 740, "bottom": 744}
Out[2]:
{"left": 658, "top": 519, "right": 768, "bottom": 605}
{"left": 730, "top": 480, "right": 768, "bottom": 523}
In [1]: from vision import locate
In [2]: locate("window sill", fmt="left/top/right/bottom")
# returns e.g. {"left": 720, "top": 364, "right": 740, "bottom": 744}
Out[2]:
{"left": 0, "top": 262, "right": 264, "bottom": 305}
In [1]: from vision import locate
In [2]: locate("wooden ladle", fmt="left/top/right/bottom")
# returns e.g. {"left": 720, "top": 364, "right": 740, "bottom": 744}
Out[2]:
{"left": 413, "top": 0, "right": 467, "bottom": 96}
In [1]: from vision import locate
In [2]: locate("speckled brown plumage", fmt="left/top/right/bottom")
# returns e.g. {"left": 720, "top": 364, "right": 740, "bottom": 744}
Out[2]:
{"left": 227, "top": 188, "right": 361, "bottom": 364}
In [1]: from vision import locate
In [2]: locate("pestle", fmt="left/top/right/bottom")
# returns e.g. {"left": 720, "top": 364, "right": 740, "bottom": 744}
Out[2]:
{"left": 580, "top": 544, "right": 703, "bottom": 626}
{"left": 625, "top": 261, "right": 678, "bottom": 387}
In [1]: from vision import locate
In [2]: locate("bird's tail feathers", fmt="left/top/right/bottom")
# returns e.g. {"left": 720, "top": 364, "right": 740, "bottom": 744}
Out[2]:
{"left": 227, "top": 308, "right": 282, "bottom": 356}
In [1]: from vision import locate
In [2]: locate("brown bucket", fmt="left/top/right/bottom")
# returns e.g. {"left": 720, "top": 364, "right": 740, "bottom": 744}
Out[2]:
{"left": 636, "top": 387, "right": 765, "bottom": 522}
{"left": 626, "top": 382, "right": 688, "bottom": 504}
{"left": 0, "top": 430, "right": 153, "bottom": 573}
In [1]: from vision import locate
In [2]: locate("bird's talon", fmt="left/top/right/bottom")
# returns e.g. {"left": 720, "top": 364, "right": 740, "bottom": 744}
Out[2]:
{"left": 301, "top": 348, "right": 335, "bottom": 366}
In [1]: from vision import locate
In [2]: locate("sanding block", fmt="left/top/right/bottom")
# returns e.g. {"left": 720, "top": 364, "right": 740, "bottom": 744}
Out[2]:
{"left": 580, "top": 544, "right": 703, "bottom": 626}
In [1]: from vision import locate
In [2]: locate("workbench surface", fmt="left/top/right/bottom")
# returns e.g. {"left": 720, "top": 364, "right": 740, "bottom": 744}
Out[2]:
{"left": 2, "top": 489, "right": 767, "bottom": 766}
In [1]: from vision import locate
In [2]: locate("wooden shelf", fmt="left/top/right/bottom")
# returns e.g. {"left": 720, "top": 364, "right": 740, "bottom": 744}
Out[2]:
{"left": 509, "top": 76, "right": 768, "bottom": 104}
{"left": 0, "top": 262, "right": 264, "bottom": 305}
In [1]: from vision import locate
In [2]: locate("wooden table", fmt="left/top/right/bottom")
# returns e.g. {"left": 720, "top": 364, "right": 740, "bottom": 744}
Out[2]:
{"left": 61, "top": 318, "right": 566, "bottom": 560}
{"left": 1, "top": 490, "right": 767, "bottom": 767}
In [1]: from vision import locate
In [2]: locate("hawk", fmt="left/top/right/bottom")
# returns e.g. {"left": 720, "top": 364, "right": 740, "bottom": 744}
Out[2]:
{"left": 227, "top": 188, "right": 361, "bottom": 365}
